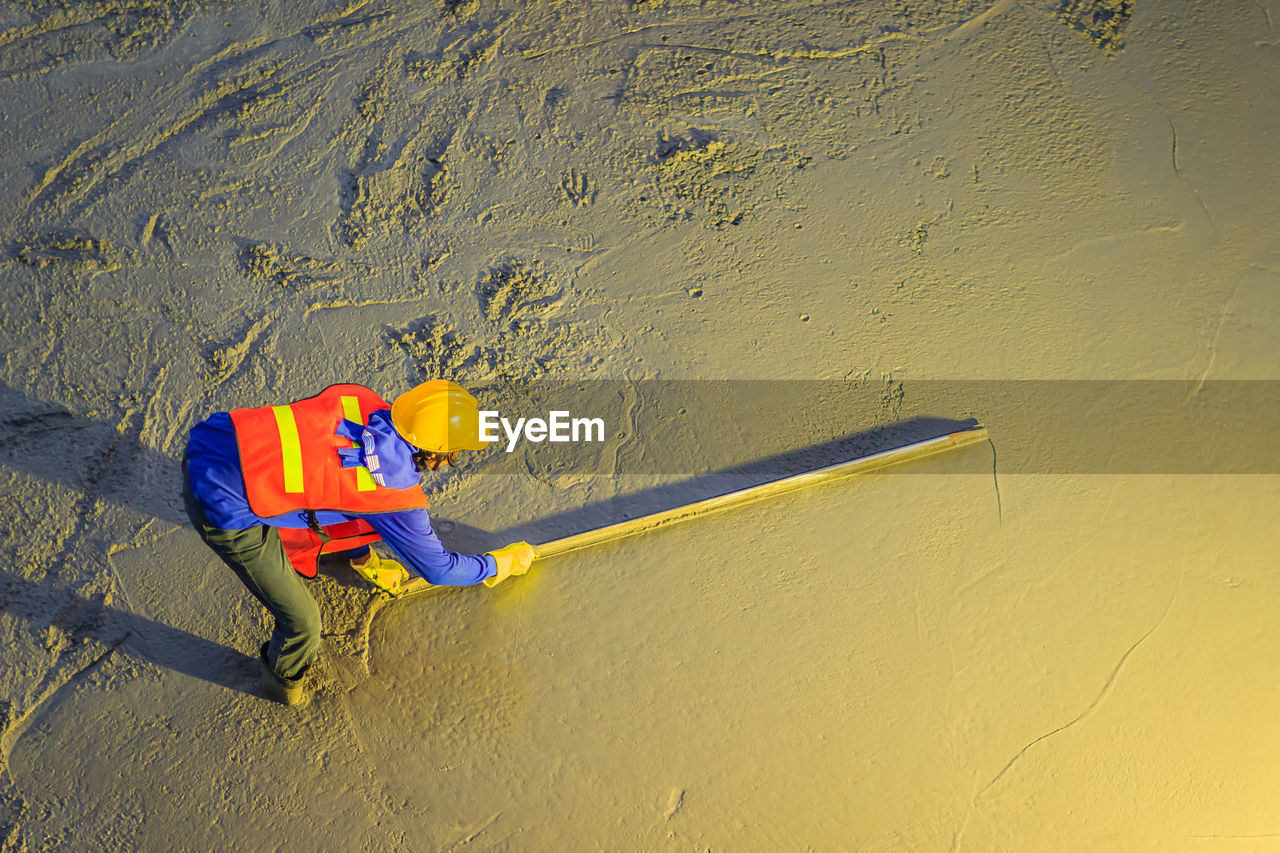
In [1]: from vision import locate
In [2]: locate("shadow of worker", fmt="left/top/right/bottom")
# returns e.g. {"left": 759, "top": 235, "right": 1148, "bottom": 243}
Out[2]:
{"left": 0, "top": 569, "right": 260, "bottom": 698}
{"left": 0, "top": 383, "right": 251, "bottom": 696}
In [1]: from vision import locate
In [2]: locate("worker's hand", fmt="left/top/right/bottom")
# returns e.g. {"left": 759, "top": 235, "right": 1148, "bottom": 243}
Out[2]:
{"left": 351, "top": 551, "right": 411, "bottom": 596}
{"left": 483, "top": 542, "right": 536, "bottom": 588}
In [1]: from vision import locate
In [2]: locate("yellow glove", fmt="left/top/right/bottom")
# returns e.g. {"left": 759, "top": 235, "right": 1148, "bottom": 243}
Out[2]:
{"left": 483, "top": 542, "right": 536, "bottom": 588}
{"left": 350, "top": 550, "right": 411, "bottom": 596}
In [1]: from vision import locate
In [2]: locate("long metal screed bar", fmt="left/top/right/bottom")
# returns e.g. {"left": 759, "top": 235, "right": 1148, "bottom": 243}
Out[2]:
{"left": 397, "top": 425, "right": 989, "bottom": 598}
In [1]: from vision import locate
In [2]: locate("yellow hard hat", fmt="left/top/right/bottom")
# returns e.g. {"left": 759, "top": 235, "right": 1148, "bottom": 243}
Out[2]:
{"left": 390, "top": 380, "right": 487, "bottom": 453}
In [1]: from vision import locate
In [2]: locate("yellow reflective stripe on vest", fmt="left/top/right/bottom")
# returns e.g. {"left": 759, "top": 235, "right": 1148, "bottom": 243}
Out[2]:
{"left": 339, "top": 395, "right": 377, "bottom": 492}
{"left": 271, "top": 405, "right": 305, "bottom": 493}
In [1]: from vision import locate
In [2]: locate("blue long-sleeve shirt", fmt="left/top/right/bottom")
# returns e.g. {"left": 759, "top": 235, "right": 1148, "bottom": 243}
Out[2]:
{"left": 185, "top": 412, "right": 496, "bottom": 586}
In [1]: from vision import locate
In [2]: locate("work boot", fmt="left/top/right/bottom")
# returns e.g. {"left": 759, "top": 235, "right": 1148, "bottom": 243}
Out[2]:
{"left": 259, "top": 642, "right": 309, "bottom": 706}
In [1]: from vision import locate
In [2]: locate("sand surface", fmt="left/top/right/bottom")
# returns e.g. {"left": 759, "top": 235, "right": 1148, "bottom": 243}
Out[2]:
{"left": 2, "top": 0, "right": 1278, "bottom": 849}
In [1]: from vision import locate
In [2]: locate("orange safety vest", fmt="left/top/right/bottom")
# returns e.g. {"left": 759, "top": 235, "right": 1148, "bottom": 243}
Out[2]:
{"left": 229, "top": 384, "right": 429, "bottom": 577}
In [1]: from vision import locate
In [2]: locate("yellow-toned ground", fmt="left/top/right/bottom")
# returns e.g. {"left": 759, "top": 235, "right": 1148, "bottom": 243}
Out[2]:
{"left": 1, "top": 0, "right": 1278, "bottom": 849}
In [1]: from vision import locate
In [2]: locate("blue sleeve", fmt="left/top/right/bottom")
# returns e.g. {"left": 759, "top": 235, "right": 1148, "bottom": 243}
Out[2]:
{"left": 362, "top": 508, "right": 497, "bottom": 586}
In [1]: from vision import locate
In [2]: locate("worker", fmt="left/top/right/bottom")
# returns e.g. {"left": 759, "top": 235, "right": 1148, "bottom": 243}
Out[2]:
{"left": 182, "top": 379, "right": 535, "bottom": 706}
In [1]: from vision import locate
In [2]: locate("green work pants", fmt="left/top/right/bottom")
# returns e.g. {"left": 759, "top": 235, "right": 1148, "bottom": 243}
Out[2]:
{"left": 183, "top": 465, "right": 321, "bottom": 681}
